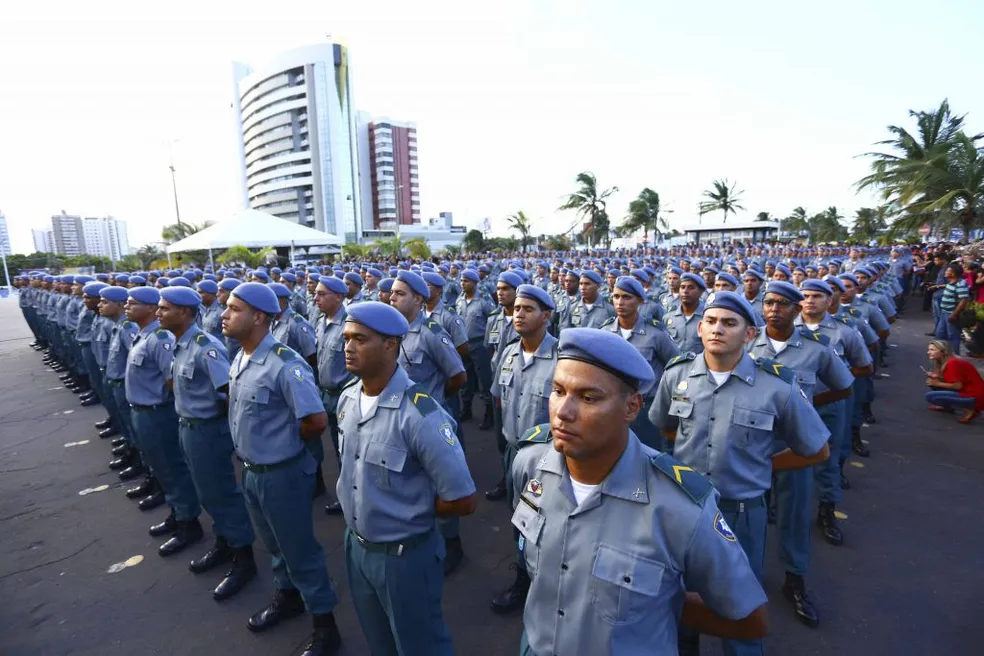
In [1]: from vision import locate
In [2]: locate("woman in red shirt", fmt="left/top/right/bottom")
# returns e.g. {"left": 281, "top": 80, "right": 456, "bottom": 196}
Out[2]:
{"left": 926, "top": 339, "right": 984, "bottom": 423}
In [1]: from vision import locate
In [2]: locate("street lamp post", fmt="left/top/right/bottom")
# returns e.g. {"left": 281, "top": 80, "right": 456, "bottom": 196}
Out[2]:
{"left": 167, "top": 139, "right": 182, "bottom": 225}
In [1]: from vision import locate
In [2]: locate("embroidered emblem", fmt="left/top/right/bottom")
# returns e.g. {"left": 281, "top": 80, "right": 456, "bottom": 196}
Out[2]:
{"left": 632, "top": 487, "right": 645, "bottom": 498}
{"left": 162, "top": 342, "right": 171, "bottom": 351}
{"left": 289, "top": 365, "right": 304, "bottom": 381}
{"left": 439, "top": 423, "right": 456, "bottom": 446}
{"left": 338, "top": 410, "right": 345, "bottom": 422}
{"left": 525, "top": 479, "right": 543, "bottom": 497}
{"left": 677, "top": 380, "right": 688, "bottom": 391}
{"left": 205, "top": 348, "right": 218, "bottom": 360}
{"left": 714, "top": 512, "right": 737, "bottom": 542}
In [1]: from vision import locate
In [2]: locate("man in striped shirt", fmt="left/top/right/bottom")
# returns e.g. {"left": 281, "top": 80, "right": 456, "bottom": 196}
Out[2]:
{"left": 935, "top": 263, "right": 971, "bottom": 355}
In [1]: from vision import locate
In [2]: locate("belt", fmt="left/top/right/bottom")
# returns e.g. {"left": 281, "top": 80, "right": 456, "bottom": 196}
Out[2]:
{"left": 107, "top": 378, "right": 125, "bottom": 385}
{"left": 179, "top": 415, "right": 227, "bottom": 427}
{"left": 130, "top": 400, "right": 173, "bottom": 411}
{"left": 241, "top": 450, "right": 305, "bottom": 473}
{"left": 717, "top": 496, "right": 766, "bottom": 513}
{"left": 350, "top": 528, "right": 433, "bottom": 556}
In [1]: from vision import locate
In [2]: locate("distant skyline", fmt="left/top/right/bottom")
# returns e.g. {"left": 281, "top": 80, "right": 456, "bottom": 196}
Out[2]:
{"left": 1, "top": 0, "right": 982, "bottom": 254}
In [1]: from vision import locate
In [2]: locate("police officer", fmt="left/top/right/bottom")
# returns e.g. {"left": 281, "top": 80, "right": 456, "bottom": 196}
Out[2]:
{"left": 198, "top": 280, "right": 223, "bottom": 339}
{"left": 422, "top": 271, "right": 470, "bottom": 424}
{"left": 74, "top": 278, "right": 104, "bottom": 408}
{"left": 602, "top": 276, "right": 680, "bottom": 451}
{"left": 269, "top": 282, "right": 318, "bottom": 371}
{"left": 650, "top": 291, "right": 830, "bottom": 656}
{"left": 217, "top": 278, "right": 242, "bottom": 361}
{"left": 124, "top": 286, "right": 204, "bottom": 555}
{"left": 486, "top": 272, "right": 521, "bottom": 373}
{"left": 664, "top": 272, "right": 706, "bottom": 353}
{"left": 100, "top": 286, "right": 141, "bottom": 474}
{"left": 314, "top": 275, "right": 357, "bottom": 514}
{"left": 457, "top": 268, "right": 495, "bottom": 427}
{"left": 488, "top": 284, "right": 558, "bottom": 614}
{"left": 158, "top": 286, "right": 257, "bottom": 600}
{"left": 748, "top": 281, "right": 854, "bottom": 628}
{"left": 336, "top": 302, "right": 477, "bottom": 655}
{"left": 558, "top": 270, "right": 614, "bottom": 330}
{"left": 222, "top": 282, "right": 341, "bottom": 656}
{"left": 343, "top": 272, "right": 365, "bottom": 306}
{"left": 512, "top": 328, "right": 768, "bottom": 655}
{"left": 377, "top": 277, "right": 394, "bottom": 305}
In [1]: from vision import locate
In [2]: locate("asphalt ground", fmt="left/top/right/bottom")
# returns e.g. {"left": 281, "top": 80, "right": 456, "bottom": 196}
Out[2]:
{"left": 1, "top": 295, "right": 982, "bottom": 655}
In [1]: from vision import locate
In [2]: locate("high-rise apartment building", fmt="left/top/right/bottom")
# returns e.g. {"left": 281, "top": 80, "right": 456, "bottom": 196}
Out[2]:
{"left": 357, "top": 113, "right": 420, "bottom": 229}
{"left": 0, "top": 212, "right": 10, "bottom": 257}
{"left": 51, "top": 212, "right": 85, "bottom": 256}
{"left": 232, "top": 43, "right": 362, "bottom": 243}
{"left": 83, "top": 217, "right": 130, "bottom": 261}
{"left": 32, "top": 228, "right": 53, "bottom": 253}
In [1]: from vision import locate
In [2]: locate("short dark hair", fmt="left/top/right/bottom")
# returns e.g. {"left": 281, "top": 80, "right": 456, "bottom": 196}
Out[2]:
{"left": 947, "top": 263, "right": 964, "bottom": 277}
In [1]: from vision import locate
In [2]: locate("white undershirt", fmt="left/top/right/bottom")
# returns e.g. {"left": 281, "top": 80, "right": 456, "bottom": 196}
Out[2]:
{"left": 619, "top": 327, "right": 633, "bottom": 340}
{"left": 768, "top": 337, "right": 788, "bottom": 354}
{"left": 708, "top": 370, "right": 732, "bottom": 386}
{"left": 583, "top": 303, "right": 594, "bottom": 312}
{"left": 521, "top": 349, "right": 536, "bottom": 365}
{"left": 360, "top": 391, "right": 378, "bottom": 417}
{"left": 804, "top": 322, "right": 820, "bottom": 330}
{"left": 570, "top": 478, "right": 599, "bottom": 505}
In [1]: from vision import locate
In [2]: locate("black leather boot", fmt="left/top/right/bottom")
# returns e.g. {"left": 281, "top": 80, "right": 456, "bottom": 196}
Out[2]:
{"left": 139, "top": 490, "right": 166, "bottom": 511}
{"left": 111, "top": 437, "right": 126, "bottom": 447}
{"left": 485, "top": 478, "right": 507, "bottom": 501}
{"left": 149, "top": 512, "right": 177, "bottom": 537}
{"left": 839, "top": 459, "right": 851, "bottom": 490}
{"left": 247, "top": 588, "right": 306, "bottom": 633}
{"left": 852, "top": 427, "right": 870, "bottom": 457}
{"left": 159, "top": 518, "right": 204, "bottom": 557}
{"left": 189, "top": 536, "right": 232, "bottom": 574}
{"left": 112, "top": 443, "right": 129, "bottom": 457}
{"left": 444, "top": 537, "right": 464, "bottom": 576}
{"left": 817, "top": 502, "right": 844, "bottom": 546}
{"left": 99, "top": 427, "right": 120, "bottom": 439}
{"left": 478, "top": 403, "right": 494, "bottom": 430}
{"left": 782, "top": 572, "right": 819, "bottom": 628}
{"left": 300, "top": 613, "right": 342, "bottom": 656}
{"left": 95, "top": 417, "right": 113, "bottom": 430}
{"left": 126, "top": 476, "right": 155, "bottom": 499}
{"left": 213, "top": 545, "right": 258, "bottom": 601}
{"left": 491, "top": 564, "right": 531, "bottom": 614}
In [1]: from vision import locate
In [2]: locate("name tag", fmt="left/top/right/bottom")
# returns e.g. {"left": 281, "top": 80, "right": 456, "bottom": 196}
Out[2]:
{"left": 499, "top": 368, "right": 514, "bottom": 386}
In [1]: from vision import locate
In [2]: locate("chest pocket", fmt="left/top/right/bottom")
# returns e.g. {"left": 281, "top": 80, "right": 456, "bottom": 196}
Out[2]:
{"left": 794, "top": 371, "right": 816, "bottom": 395}
{"left": 129, "top": 351, "right": 145, "bottom": 367}
{"left": 731, "top": 406, "right": 776, "bottom": 445}
{"left": 177, "top": 364, "right": 195, "bottom": 380}
{"left": 402, "top": 349, "right": 425, "bottom": 373}
{"left": 590, "top": 545, "right": 666, "bottom": 625}
{"left": 668, "top": 399, "right": 694, "bottom": 420}
{"left": 364, "top": 441, "right": 408, "bottom": 489}
{"left": 511, "top": 498, "right": 544, "bottom": 574}
{"left": 238, "top": 384, "right": 270, "bottom": 415}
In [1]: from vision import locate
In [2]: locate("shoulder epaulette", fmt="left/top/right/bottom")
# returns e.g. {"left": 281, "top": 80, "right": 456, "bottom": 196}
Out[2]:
{"left": 425, "top": 319, "right": 445, "bottom": 335}
{"left": 155, "top": 329, "right": 170, "bottom": 338}
{"left": 755, "top": 357, "right": 796, "bottom": 384}
{"left": 651, "top": 318, "right": 665, "bottom": 330}
{"left": 517, "top": 423, "right": 552, "bottom": 448}
{"left": 194, "top": 333, "right": 209, "bottom": 344}
{"left": 798, "top": 326, "right": 830, "bottom": 346}
{"left": 837, "top": 316, "right": 853, "bottom": 325}
{"left": 649, "top": 452, "right": 712, "bottom": 504}
{"left": 406, "top": 384, "right": 440, "bottom": 416}
{"left": 273, "top": 343, "right": 296, "bottom": 361}
{"left": 601, "top": 316, "right": 616, "bottom": 328}
{"left": 665, "top": 352, "right": 697, "bottom": 369}
{"left": 292, "top": 313, "right": 306, "bottom": 323}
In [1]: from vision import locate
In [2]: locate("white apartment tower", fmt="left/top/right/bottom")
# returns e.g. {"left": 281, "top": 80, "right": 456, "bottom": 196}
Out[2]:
{"left": 83, "top": 217, "right": 130, "bottom": 261}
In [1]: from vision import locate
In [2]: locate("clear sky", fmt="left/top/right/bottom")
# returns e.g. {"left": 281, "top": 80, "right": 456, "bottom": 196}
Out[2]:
{"left": 1, "top": 0, "right": 982, "bottom": 254}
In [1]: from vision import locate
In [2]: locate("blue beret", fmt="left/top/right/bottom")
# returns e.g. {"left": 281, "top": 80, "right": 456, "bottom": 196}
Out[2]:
{"left": 367, "top": 267, "right": 383, "bottom": 279}
{"left": 218, "top": 278, "right": 241, "bottom": 291}
{"left": 83, "top": 282, "right": 108, "bottom": 296}
{"left": 389, "top": 267, "right": 399, "bottom": 277}
{"left": 157, "top": 278, "right": 170, "bottom": 287}
{"left": 763, "top": 280, "right": 804, "bottom": 302}
{"left": 822, "top": 275, "right": 845, "bottom": 292}
{"left": 231, "top": 282, "right": 280, "bottom": 314}
{"left": 345, "top": 301, "right": 409, "bottom": 337}
{"left": 74, "top": 275, "right": 94, "bottom": 284}
{"left": 614, "top": 276, "right": 645, "bottom": 299}
{"left": 267, "top": 283, "right": 292, "bottom": 298}
{"left": 422, "top": 272, "right": 446, "bottom": 288}
{"left": 129, "top": 275, "right": 147, "bottom": 285}
{"left": 378, "top": 278, "right": 395, "bottom": 292}
{"left": 308, "top": 273, "right": 321, "bottom": 282}
{"left": 774, "top": 264, "right": 792, "bottom": 278}
{"left": 345, "top": 272, "right": 365, "bottom": 287}
{"left": 251, "top": 270, "right": 270, "bottom": 282}
{"left": 461, "top": 269, "right": 480, "bottom": 282}
{"left": 281, "top": 272, "right": 297, "bottom": 283}
{"left": 680, "top": 272, "right": 706, "bottom": 290}
{"left": 743, "top": 269, "right": 765, "bottom": 281}
{"left": 203, "top": 273, "right": 217, "bottom": 281}
{"left": 395, "top": 271, "right": 429, "bottom": 298}
{"left": 802, "top": 279, "right": 834, "bottom": 295}
{"left": 167, "top": 270, "right": 181, "bottom": 278}
{"left": 579, "top": 270, "right": 603, "bottom": 285}
{"left": 95, "top": 273, "right": 110, "bottom": 281}
{"left": 438, "top": 265, "right": 450, "bottom": 274}
{"left": 669, "top": 266, "right": 684, "bottom": 276}
{"left": 160, "top": 286, "right": 202, "bottom": 307}
{"left": 630, "top": 268, "right": 650, "bottom": 283}
{"left": 197, "top": 280, "right": 218, "bottom": 294}
{"left": 115, "top": 274, "right": 130, "bottom": 284}
{"left": 715, "top": 273, "right": 740, "bottom": 288}
{"left": 99, "top": 286, "right": 128, "bottom": 302}
{"left": 838, "top": 273, "right": 860, "bottom": 287}
{"left": 704, "top": 291, "right": 756, "bottom": 325}
{"left": 271, "top": 267, "right": 282, "bottom": 275}
{"left": 168, "top": 276, "right": 191, "bottom": 287}
{"left": 128, "top": 286, "right": 160, "bottom": 305}
{"left": 855, "top": 267, "right": 874, "bottom": 277}
{"left": 516, "top": 284, "right": 555, "bottom": 310}
{"left": 318, "top": 276, "right": 348, "bottom": 294}
{"left": 478, "top": 265, "right": 489, "bottom": 274}
{"left": 498, "top": 271, "right": 522, "bottom": 289}
{"left": 558, "top": 328, "right": 656, "bottom": 395}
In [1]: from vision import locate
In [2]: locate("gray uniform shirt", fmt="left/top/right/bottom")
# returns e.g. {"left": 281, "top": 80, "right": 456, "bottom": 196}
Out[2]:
{"left": 559, "top": 298, "right": 615, "bottom": 330}
{"left": 602, "top": 315, "right": 681, "bottom": 385}
{"left": 490, "top": 334, "right": 558, "bottom": 444}
{"left": 748, "top": 328, "right": 854, "bottom": 399}
{"left": 125, "top": 321, "right": 175, "bottom": 406}
{"left": 512, "top": 431, "right": 767, "bottom": 655}
{"left": 315, "top": 306, "right": 353, "bottom": 393}
{"left": 171, "top": 326, "right": 230, "bottom": 420}
{"left": 271, "top": 308, "right": 317, "bottom": 359}
{"left": 397, "top": 312, "right": 465, "bottom": 409}
{"left": 663, "top": 304, "right": 705, "bottom": 354}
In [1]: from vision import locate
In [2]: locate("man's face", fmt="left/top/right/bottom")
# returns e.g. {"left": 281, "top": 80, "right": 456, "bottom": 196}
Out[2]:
{"left": 564, "top": 274, "right": 579, "bottom": 295}
{"left": 221, "top": 295, "right": 261, "bottom": 339}
{"left": 461, "top": 278, "right": 476, "bottom": 295}
{"left": 550, "top": 270, "right": 559, "bottom": 283}
{"left": 792, "top": 271, "right": 805, "bottom": 285}
{"left": 343, "top": 321, "right": 394, "bottom": 376}
{"left": 124, "top": 300, "right": 155, "bottom": 323}
{"left": 607, "top": 273, "right": 618, "bottom": 288}
{"left": 743, "top": 276, "right": 762, "bottom": 298}
{"left": 217, "top": 288, "right": 232, "bottom": 306}
{"left": 944, "top": 267, "right": 958, "bottom": 283}
{"left": 379, "top": 290, "right": 392, "bottom": 304}
{"left": 841, "top": 279, "right": 858, "bottom": 302}
{"left": 765, "top": 265, "right": 775, "bottom": 278}
{"left": 496, "top": 282, "right": 517, "bottom": 308}
{"left": 389, "top": 280, "right": 421, "bottom": 319}
{"left": 611, "top": 289, "right": 641, "bottom": 319}
{"left": 98, "top": 299, "right": 122, "bottom": 318}
{"left": 579, "top": 278, "right": 599, "bottom": 303}
{"left": 762, "top": 292, "right": 800, "bottom": 330}
{"left": 512, "top": 297, "right": 549, "bottom": 336}
{"left": 667, "top": 272, "right": 681, "bottom": 292}
{"left": 800, "top": 290, "right": 831, "bottom": 317}
{"left": 713, "top": 279, "right": 736, "bottom": 292}
{"left": 83, "top": 295, "right": 100, "bottom": 311}
{"left": 366, "top": 274, "right": 379, "bottom": 289}
{"left": 156, "top": 299, "right": 190, "bottom": 332}
{"left": 200, "top": 292, "right": 216, "bottom": 306}
{"left": 549, "top": 359, "right": 641, "bottom": 461}
{"left": 678, "top": 280, "right": 702, "bottom": 306}
{"left": 699, "top": 308, "right": 755, "bottom": 356}
{"left": 345, "top": 279, "right": 360, "bottom": 299}
{"left": 856, "top": 273, "right": 871, "bottom": 290}
{"left": 701, "top": 270, "right": 716, "bottom": 288}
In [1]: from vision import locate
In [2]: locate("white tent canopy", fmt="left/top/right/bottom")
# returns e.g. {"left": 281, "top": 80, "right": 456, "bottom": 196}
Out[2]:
{"left": 166, "top": 209, "right": 343, "bottom": 253}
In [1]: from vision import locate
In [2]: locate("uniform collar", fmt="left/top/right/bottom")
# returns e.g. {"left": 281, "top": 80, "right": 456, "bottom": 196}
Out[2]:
{"left": 350, "top": 365, "right": 412, "bottom": 421}
{"left": 753, "top": 327, "right": 803, "bottom": 350}
{"left": 138, "top": 319, "right": 160, "bottom": 336}
{"left": 536, "top": 434, "right": 650, "bottom": 505}
{"left": 246, "top": 332, "right": 278, "bottom": 365}
{"left": 690, "top": 352, "right": 756, "bottom": 386}
{"left": 176, "top": 323, "right": 202, "bottom": 347}
{"left": 522, "top": 332, "right": 557, "bottom": 362}
{"left": 326, "top": 306, "right": 346, "bottom": 325}
{"left": 408, "top": 311, "right": 424, "bottom": 333}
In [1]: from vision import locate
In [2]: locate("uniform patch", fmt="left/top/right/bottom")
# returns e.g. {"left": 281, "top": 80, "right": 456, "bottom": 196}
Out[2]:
{"left": 301, "top": 325, "right": 308, "bottom": 333}
{"left": 338, "top": 410, "right": 345, "bottom": 422}
{"left": 162, "top": 342, "right": 171, "bottom": 351}
{"left": 441, "top": 336, "right": 451, "bottom": 347}
{"left": 206, "top": 348, "right": 218, "bottom": 360}
{"left": 714, "top": 512, "right": 737, "bottom": 542}
{"left": 677, "top": 380, "right": 688, "bottom": 391}
{"left": 289, "top": 365, "right": 304, "bottom": 381}
{"left": 525, "top": 479, "right": 543, "bottom": 497}
{"left": 439, "top": 422, "right": 456, "bottom": 446}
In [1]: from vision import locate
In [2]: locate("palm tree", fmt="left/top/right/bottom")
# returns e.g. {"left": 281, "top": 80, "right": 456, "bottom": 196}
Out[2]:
{"left": 698, "top": 179, "right": 745, "bottom": 223}
{"left": 808, "top": 207, "right": 848, "bottom": 243}
{"left": 781, "top": 207, "right": 809, "bottom": 235}
{"left": 136, "top": 244, "right": 166, "bottom": 269}
{"left": 618, "top": 188, "right": 669, "bottom": 244}
{"left": 506, "top": 211, "right": 533, "bottom": 251}
{"left": 217, "top": 245, "right": 275, "bottom": 269}
{"left": 755, "top": 211, "right": 773, "bottom": 222}
{"left": 558, "top": 172, "right": 618, "bottom": 247}
{"left": 851, "top": 207, "right": 888, "bottom": 242}
{"left": 902, "top": 132, "right": 984, "bottom": 237}
{"left": 161, "top": 220, "right": 213, "bottom": 244}
{"left": 404, "top": 238, "right": 432, "bottom": 261}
